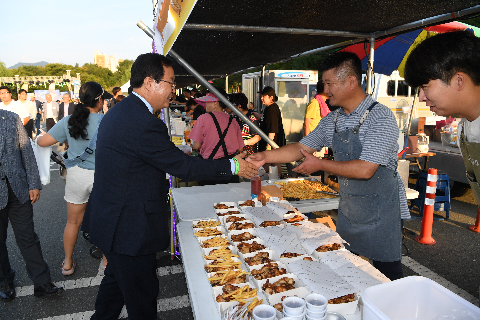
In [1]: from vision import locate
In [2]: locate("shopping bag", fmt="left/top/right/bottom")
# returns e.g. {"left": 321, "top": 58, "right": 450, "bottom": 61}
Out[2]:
{"left": 30, "top": 139, "right": 51, "bottom": 185}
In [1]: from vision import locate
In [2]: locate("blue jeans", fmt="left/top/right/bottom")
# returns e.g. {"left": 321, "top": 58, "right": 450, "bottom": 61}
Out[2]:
{"left": 35, "top": 114, "right": 41, "bottom": 135}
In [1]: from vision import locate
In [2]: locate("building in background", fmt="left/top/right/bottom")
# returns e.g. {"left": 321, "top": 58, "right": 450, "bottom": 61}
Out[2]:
{"left": 93, "top": 50, "right": 123, "bottom": 73}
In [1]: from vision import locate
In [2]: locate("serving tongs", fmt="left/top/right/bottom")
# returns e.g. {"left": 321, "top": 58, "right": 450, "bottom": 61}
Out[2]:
{"left": 316, "top": 190, "right": 340, "bottom": 196}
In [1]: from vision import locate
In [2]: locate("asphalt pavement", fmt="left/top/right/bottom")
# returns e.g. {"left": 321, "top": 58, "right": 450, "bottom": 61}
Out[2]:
{"left": 1, "top": 139, "right": 480, "bottom": 319}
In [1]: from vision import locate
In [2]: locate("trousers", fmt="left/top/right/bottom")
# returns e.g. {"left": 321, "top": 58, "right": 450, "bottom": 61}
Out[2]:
{"left": 0, "top": 181, "right": 51, "bottom": 286}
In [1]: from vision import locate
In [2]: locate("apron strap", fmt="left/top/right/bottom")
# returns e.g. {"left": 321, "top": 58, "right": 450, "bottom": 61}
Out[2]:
{"left": 334, "top": 101, "right": 378, "bottom": 134}
{"left": 207, "top": 113, "right": 233, "bottom": 160}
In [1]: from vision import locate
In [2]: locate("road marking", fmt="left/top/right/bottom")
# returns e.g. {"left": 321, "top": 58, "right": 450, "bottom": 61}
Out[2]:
{"left": 402, "top": 256, "right": 478, "bottom": 305}
{"left": 38, "top": 294, "right": 190, "bottom": 320}
{"left": 16, "top": 262, "right": 185, "bottom": 297}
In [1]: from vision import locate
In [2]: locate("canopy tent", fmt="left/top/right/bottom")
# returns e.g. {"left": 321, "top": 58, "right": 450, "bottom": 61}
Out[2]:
{"left": 120, "top": 80, "right": 130, "bottom": 93}
{"left": 166, "top": 0, "right": 480, "bottom": 88}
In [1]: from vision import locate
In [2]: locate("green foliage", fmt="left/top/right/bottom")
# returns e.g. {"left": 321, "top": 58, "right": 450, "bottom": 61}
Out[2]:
{"left": 2, "top": 60, "right": 132, "bottom": 91}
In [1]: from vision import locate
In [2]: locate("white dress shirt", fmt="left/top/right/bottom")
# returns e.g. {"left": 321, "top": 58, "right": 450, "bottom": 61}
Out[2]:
{"left": 0, "top": 100, "right": 30, "bottom": 120}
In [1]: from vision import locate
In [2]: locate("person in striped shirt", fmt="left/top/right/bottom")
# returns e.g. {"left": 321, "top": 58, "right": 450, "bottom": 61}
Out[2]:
{"left": 248, "top": 52, "right": 407, "bottom": 281}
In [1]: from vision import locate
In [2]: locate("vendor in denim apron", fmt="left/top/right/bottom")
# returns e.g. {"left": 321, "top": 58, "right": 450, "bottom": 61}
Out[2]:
{"left": 248, "top": 52, "right": 408, "bottom": 280}
{"left": 405, "top": 31, "right": 480, "bottom": 220}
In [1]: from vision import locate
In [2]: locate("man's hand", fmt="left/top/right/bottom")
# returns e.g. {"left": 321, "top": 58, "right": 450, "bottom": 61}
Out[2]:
{"left": 29, "top": 189, "right": 40, "bottom": 204}
{"left": 234, "top": 152, "right": 258, "bottom": 179}
{"left": 292, "top": 149, "right": 322, "bottom": 175}
{"left": 246, "top": 152, "right": 266, "bottom": 168}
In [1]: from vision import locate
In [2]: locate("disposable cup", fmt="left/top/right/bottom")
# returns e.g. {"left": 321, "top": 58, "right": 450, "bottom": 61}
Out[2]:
{"left": 282, "top": 296, "right": 306, "bottom": 316}
{"left": 306, "top": 307, "right": 326, "bottom": 319}
{"left": 252, "top": 304, "right": 276, "bottom": 320}
{"left": 283, "top": 309, "right": 306, "bottom": 320}
{"left": 306, "top": 313, "right": 326, "bottom": 320}
{"left": 305, "top": 293, "right": 328, "bottom": 311}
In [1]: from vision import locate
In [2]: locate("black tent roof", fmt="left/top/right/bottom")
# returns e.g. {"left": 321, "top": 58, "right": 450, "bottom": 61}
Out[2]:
{"left": 168, "top": 0, "right": 480, "bottom": 87}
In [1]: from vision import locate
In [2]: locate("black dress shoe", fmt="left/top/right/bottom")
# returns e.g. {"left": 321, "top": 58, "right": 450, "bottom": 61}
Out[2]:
{"left": 34, "top": 282, "right": 64, "bottom": 297}
{"left": 0, "top": 282, "right": 15, "bottom": 301}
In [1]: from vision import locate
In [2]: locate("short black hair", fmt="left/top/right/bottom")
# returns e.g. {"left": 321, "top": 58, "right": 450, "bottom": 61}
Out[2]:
{"left": 319, "top": 51, "right": 362, "bottom": 86}
{"left": 130, "top": 53, "right": 173, "bottom": 88}
{"left": 230, "top": 92, "right": 248, "bottom": 110}
{"left": 404, "top": 31, "right": 480, "bottom": 87}
{"left": 0, "top": 86, "right": 11, "bottom": 93}
{"left": 112, "top": 87, "right": 122, "bottom": 95}
{"left": 316, "top": 80, "right": 324, "bottom": 94}
{"left": 214, "top": 87, "right": 228, "bottom": 109}
{"left": 19, "top": 89, "right": 27, "bottom": 95}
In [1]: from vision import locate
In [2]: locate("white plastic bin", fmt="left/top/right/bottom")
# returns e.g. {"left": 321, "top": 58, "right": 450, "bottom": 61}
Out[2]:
{"left": 362, "top": 276, "right": 480, "bottom": 320}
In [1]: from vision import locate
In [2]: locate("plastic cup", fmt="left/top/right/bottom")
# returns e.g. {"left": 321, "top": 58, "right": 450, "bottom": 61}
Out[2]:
{"left": 305, "top": 293, "right": 328, "bottom": 311}
{"left": 252, "top": 304, "right": 276, "bottom": 320}
{"left": 282, "top": 296, "right": 306, "bottom": 316}
{"left": 306, "top": 313, "right": 326, "bottom": 320}
{"left": 306, "top": 307, "right": 326, "bottom": 319}
{"left": 283, "top": 309, "right": 306, "bottom": 320}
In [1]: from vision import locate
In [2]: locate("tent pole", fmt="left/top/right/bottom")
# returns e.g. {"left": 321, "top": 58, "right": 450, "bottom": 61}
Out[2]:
{"left": 137, "top": 21, "right": 279, "bottom": 149}
{"left": 366, "top": 37, "right": 375, "bottom": 95}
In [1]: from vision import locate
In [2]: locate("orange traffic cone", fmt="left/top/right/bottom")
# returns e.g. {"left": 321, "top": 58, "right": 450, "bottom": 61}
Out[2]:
{"left": 415, "top": 168, "right": 437, "bottom": 245}
{"left": 468, "top": 208, "right": 480, "bottom": 233}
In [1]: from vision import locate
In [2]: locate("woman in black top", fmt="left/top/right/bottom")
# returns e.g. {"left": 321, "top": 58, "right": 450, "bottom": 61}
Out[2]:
{"left": 258, "top": 86, "right": 285, "bottom": 176}
{"left": 230, "top": 92, "right": 261, "bottom": 155}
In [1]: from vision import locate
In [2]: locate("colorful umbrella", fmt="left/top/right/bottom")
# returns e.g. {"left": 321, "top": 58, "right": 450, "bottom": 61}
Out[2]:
{"left": 341, "top": 21, "right": 480, "bottom": 77}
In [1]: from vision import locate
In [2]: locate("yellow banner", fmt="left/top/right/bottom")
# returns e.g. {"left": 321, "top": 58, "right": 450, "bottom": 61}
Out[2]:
{"left": 153, "top": 0, "right": 198, "bottom": 56}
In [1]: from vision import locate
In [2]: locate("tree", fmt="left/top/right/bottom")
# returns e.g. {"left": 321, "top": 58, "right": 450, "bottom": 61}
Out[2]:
{"left": 0, "top": 61, "right": 11, "bottom": 77}
{"left": 114, "top": 59, "right": 134, "bottom": 86}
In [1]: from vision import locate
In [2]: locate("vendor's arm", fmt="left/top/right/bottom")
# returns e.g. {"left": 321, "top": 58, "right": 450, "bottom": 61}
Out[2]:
{"left": 303, "top": 118, "right": 312, "bottom": 136}
{"left": 247, "top": 142, "right": 315, "bottom": 168}
{"left": 293, "top": 149, "right": 378, "bottom": 179}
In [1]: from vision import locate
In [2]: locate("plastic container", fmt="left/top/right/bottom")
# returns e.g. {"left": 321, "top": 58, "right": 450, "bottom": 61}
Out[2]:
{"left": 252, "top": 304, "right": 277, "bottom": 320}
{"left": 282, "top": 296, "right": 306, "bottom": 315}
{"left": 305, "top": 293, "right": 328, "bottom": 312}
{"left": 362, "top": 276, "right": 480, "bottom": 320}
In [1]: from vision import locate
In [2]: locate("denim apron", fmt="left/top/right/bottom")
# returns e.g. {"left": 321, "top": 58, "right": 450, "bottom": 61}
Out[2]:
{"left": 333, "top": 103, "right": 402, "bottom": 261}
{"left": 459, "top": 126, "right": 480, "bottom": 204}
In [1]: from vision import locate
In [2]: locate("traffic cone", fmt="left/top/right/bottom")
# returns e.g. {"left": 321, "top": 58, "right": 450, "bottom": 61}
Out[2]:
{"left": 468, "top": 208, "right": 480, "bottom": 233}
{"left": 415, "top": 168, "right": 437, "bottom": 245}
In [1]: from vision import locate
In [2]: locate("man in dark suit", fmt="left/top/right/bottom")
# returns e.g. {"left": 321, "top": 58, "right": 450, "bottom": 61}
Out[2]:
{"left": 0, "top": 110, "right": 63, "bottom": 301}
{"left": 58, "top": 93, "right": 75, "bottom": 121}
{"left": 84, "top": 53, "right": 257, "bottom": 320}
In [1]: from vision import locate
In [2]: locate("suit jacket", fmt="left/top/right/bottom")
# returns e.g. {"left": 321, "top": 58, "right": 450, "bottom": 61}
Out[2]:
{"left": 84, "top": 94, "right": 232, "bottom": 256}
{"left": 58, "top": 102, "right": 75, "bottom": 121}
{"left": 34, "top": 100, "right": 43, "bottom": 114}
{"left": 43, "top": 101, "right": 59, "bottom": 119}
{"left": 0, "top": 110, "right": 42, "bottom": 210}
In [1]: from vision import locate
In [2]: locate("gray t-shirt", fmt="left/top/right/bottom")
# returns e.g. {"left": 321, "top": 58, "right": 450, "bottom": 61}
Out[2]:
{"left": 48, "top": 113, "right": 102, "bottom": 170}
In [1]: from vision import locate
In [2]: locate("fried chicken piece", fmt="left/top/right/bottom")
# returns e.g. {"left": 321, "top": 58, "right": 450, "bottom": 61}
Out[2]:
{"left": 283, "top": 215, "right": 305, "bottom": 223}
{"left": 328, "top": 293, "right": 355, "bottom": 304}
{"left": 273, "top": 302, "right": 283, "bottom": 312}
{"left": 244, "top": 252, "right": 273, "bottom": 266}
{"left": 239, "top": 200, "right": 255, "bottom": 207}
{"left": 214, "top": 203, "right": 234, "bottom": 209}
{"left": 303, "top": 257, "right": 313, "bottom": 261}
{"left": 228, "top": 222, "right": 255, "bottom": 231}
{"left": 259, "top": 221, "right": 280, "bottom": 228}
{"left": 252, "top": 263, "right": 286, "bottom": 280}
{"left": 280, "top": 252, "right": 303, "bottom": 258}
{"left": 315, "top": 243, "right": 342, "bottom": 252}
{"left": 291, "top": 223, "right": 302, "bottom": 226}
{"left": 216, "top": 210, "right": 240, "bottom": 216}
{"left": 237, "top": 241, "right": 266, "bottom": 254}
{"left": 262, "top": 277, "right": 295, "bottom": 294}
{"left": 230, "top": 232, "right": 256, "bottom": 242}
{"left": 226, "top": 216, "right": 247, "bottom": 223}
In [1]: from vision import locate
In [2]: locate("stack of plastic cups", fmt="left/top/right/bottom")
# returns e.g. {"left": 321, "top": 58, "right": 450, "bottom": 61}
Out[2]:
{"left": 282, "top": 297, "right": 306, "bottom": 319}
{"left": 252, "top": 305, "right": 277, "bottom": 320}
{"left": 304, "top": 293, "right": 328, "bottom": 320}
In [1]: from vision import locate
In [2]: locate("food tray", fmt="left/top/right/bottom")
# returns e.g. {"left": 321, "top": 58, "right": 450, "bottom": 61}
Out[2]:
{"left": 207, "top": 271, "right": 251, "bottom": 288}
{"left": 234, "top": 238, "right": 269, "bottom": 256}
{"left": 225, "top": 220, "right": 256, "bottom": 233}
{"left": 213, "top": 202, "right": 237, "bottom": 210}
{"left": 311, "top": 244, "right": 347, "bottom": 260}
{"left": 237, "top": 199, "right": 262, "bottom": 209}
{"left": 227, "top": 229, "right": 259, "bottom": 243}
{"left": 250, "top": 262, "right": 290, "bottom": 286}
{"left": 219, "top": 214, "right": 249, "bottom": 226}
{"left": 198, "top": 235, "right": 230, "bottom": 249}
{"left": 241, "top": 250, "right": 280, "bottom": 270}
{"left": 203, "top": 245, "right": 237, "bottom": 257}
{"left": 215, "top": 209, "right": 243, "bottom": 217}
{"left": 326, "top": 293, "right": 359, "bottom": 315}
{"left": 279, "top": 254, "right": 316, "bottom": 265}
{"left": 255, "top": 273, "right": 304, "bottom": 297}
{"left": 212, "top": 281, "right": 259, "bottom": 314}
{"left": 204, "top": 257, "right": 245, "bottom": 275}
{"left": 191, "top": 219, "right": 221, "bottom": 229}
{"left": 267, "top": 286, "right": 311, "bottom": 318}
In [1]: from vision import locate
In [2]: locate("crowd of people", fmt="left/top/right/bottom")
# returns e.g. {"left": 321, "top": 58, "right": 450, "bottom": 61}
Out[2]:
{"left": 0, "top": 30, "right": 479, "bottom": 319}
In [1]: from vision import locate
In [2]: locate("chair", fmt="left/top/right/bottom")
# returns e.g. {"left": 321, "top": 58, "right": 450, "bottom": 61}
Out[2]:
{"left": 410, "top": 171, "right": 451, "bottom": 219}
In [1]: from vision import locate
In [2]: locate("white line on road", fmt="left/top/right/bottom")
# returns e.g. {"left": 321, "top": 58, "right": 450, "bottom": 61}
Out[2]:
{"left": 402, "top": 256, "right": 478, "bottom": 305}
{"left": 38, "top": 294, "right": 191, "bottom": 320}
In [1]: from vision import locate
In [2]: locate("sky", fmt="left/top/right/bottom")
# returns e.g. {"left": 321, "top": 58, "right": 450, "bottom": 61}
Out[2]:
{"left": 0, "top": 0, "right": 156, "bottom": 68}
